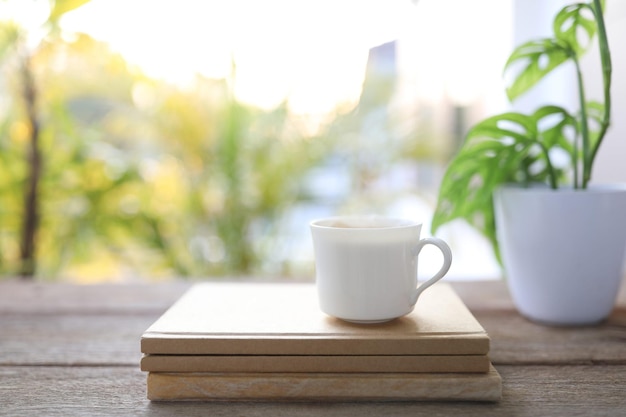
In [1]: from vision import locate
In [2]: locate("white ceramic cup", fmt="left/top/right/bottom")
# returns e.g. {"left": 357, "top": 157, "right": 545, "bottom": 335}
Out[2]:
{"left": 310, "top": 216, "right": 452, "bottom": 323}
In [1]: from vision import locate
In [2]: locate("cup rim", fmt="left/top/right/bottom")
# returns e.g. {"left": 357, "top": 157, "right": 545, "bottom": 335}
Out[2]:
{"left": 310, "top": 216, "right": 420, "bottom": 230}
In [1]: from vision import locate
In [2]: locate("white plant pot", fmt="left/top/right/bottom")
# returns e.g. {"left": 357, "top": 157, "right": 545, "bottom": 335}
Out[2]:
{"left": 494, "top": 184, "right": 626, "bottom": 325}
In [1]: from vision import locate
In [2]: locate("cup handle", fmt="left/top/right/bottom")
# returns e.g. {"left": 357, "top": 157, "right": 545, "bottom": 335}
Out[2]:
{"left": 410, "top": 237, "right": 452, "bottom": 305}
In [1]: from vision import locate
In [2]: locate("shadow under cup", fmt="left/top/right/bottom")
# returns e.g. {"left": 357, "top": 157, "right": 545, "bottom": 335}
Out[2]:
{"left": 310, "top": 217, "right": 450, "bottom": 323}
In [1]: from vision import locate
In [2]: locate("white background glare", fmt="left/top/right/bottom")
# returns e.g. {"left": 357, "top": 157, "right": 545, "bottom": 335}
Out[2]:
{"left": 60, "top": 0, "right": 415, "bottom": 114}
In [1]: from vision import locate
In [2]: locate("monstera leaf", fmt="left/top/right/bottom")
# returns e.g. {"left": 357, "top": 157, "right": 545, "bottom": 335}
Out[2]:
{"left": 553, "top": 3, "right": 600, "bottom": 55}
{"left": 432, "top": 106, "right": 578, "bottom": 260}
{"left": 504, "top": 39, "right": 570, "bottom": 102}
{"left": 504, "top": 1, "right": 602, "bottom": 101}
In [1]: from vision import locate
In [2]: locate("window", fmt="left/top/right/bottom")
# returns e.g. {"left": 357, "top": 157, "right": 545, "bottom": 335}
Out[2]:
{"left": 15, "top": 0, "right": 622, "bottom": 281}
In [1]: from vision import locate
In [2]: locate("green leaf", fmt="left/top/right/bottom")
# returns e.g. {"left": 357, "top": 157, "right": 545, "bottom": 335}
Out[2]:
{"left": 504, "top": 39, "right": 571, "bottom": 101}
{"left": 469, "top": 111, "right": 537, "bottom": 141}
{"left": 432, "top": 113, "right": 534, "bottom": 237}
{"left": 48, "top": 0, "right": 92, "bottom": 24}
{"left": 531, "top": 105, "right": 577, "bottom": 152}
{"left": 553, "top": 3, "right": 597, "bottom": 56}
{"left": 432, "top": 136, "right": 531, "bottom": 262}
{"left": 431, "top": 109, "right": 576, "bottom": 262}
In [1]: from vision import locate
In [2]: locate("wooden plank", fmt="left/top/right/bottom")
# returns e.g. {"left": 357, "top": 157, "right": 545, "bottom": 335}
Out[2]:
{"left": 476, "top": 309, "right": 626, "bottom": 365}
{"left": 1, "top": 365, "right": 625, "bottom": 416}
{"left": 0, "top": 283, "right": 626, "bottom": 365}
{"left": 452, "top": 278, "right": 626, "bottom": 311}
{"left": 0, "top": 314, "right": 154, "bottom": 366}
{"left": 0, "top": 280, "right": 191, "bottom": 314}
{"left": 1, "top": 278, "right": 624, "bottom": 314}
{"left": 0, "top": 366, "right": 148, "bottom": 416}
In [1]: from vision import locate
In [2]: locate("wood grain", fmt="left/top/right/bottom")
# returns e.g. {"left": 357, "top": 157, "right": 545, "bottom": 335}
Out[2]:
{"left": 0, "top": 280, "right": 190, "bottom": 314}
{"left": 0, "top": 314, "right": 153, "bottom": 366}
{"left": 1, "top": 278, "right": 626, "bottom": 415}
{"left": 476, "top": 309, "right": 626, "bottom": 365}
{"left": 2, "top": 307, "right": 624, "bottom": 367}
{"left": 1, "top": 365, "right": 625, "bottom": 416}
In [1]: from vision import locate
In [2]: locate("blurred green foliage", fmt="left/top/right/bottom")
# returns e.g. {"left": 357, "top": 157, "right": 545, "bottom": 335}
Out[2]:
{"left": 0, "top": 3, "right": 335, "bottom": 280}
{"left": 0, "top": 1, "right": 446, "bottom": 281}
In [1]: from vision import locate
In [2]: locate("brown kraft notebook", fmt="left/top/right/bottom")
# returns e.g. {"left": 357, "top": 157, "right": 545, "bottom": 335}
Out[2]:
{"left": 141, "top": 353, "right": 491, "bottom": 373}
{"left": 141, "top": 282, "right": 490, "bottom": 356}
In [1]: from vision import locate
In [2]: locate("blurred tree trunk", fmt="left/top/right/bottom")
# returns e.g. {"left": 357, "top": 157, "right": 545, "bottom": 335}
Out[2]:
{"left": 19, "top": 53, "right": 41, "bottom": 279}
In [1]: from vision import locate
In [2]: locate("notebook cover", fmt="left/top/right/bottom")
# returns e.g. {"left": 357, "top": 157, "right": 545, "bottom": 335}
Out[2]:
{"left": 141, "top": 353, "right": 491, "bottom": 373}
{"left": 146, "top": 364, "right": 502, "bottom": 402}
{"left": 141, "top": 283, "right": 490, "bottom": 356}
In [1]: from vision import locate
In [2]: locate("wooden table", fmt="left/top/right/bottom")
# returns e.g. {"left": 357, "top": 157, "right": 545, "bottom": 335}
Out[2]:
{"left": 1, "top": 279, "right": 625, "bottom": 416}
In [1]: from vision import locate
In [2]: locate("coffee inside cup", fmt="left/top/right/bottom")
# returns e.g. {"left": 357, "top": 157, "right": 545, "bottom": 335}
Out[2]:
{"left": 327, "top": 221, "right": 379, "bottom": 228}
{"left": 319, "top": 217, "right": 412, "bottom": 229}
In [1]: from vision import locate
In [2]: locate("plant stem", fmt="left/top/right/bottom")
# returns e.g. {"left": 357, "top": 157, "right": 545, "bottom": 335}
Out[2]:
{"left": 573, "top": 55, "right": 590, "bottom": 189}
{"left": 573, "top": 131, "right": 579, "bottom": 188}
{"left": 587, "top": 0, "right": 612, "bottom": 181}
{"left": 539, "top": 142, "right": 558, "bottom": 189}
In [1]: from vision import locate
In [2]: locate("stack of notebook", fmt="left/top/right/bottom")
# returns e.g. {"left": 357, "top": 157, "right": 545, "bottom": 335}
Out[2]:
{"left": 140, "top": 282, "right": 502, "bottom": 401}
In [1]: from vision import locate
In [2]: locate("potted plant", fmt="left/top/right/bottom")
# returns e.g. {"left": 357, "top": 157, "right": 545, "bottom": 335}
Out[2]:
{"left": 431, "top": 0, "right": 626, "bottom": 325}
